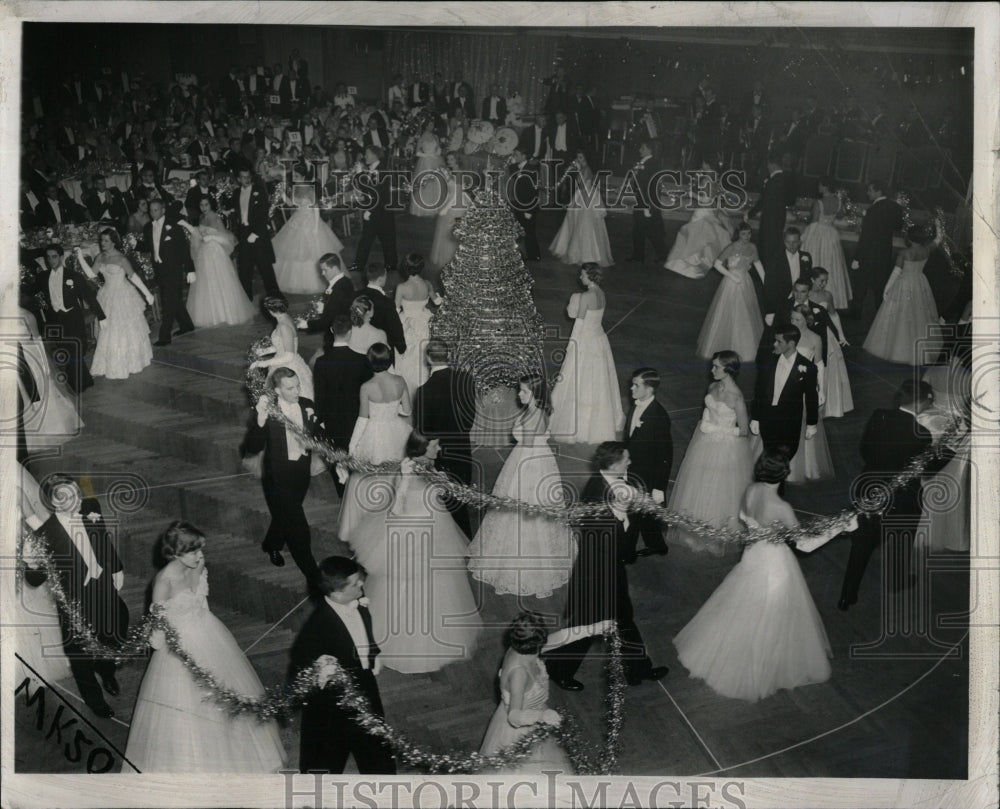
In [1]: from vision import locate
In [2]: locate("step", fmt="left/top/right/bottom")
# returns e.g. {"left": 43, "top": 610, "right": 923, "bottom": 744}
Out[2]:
{"left": 120, "top": 362, "right": 252, "bottom": 425}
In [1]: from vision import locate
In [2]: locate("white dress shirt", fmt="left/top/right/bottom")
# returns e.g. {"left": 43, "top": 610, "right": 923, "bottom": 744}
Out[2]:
{"left": 324, "top": 271, "right": 345, "bottom": 293}
{"left": 326, "top": 596, "right": 371, "bottom": 669}
{"left": 629, "top": 396, "right": 653, "bottom": 436}
{"left": 785, "top": 250, "right": 801, "bottom": 284}
{"left": 240, "top": 185, "right": 252, "bottom": 225}
{"left": 49, "top": 199, "right": 63, "bottom": 224}
{"left": 248, "top": 75, "right": 257, "bottom": 93}
{"left": 554, "top": 123, "right": 567, "bottom": 152}
{"left": 532, "top": 125, "right": 545, "bottom": 158}
{"left": 772, "top": 353, "right": 796, "bottom": 405}
{"left": 365, "top": 283, "right": 384, "bottom": 297}
{"left": 64, "top": 125, "right": 76, "bottom": 145}
{"left": 278, "top": 397, "right": 306, "bottom": 460}
{"left": 56, "top": 511, "right": 103, "bottom": 584}
{"left": 289, "top": 79, "right": 298, "bottom": 101}
{"left": 25, "top": 189, "right": 39, "bottom": 210}
{"left": 48, "top": 266, "right": 67, "bottom": 312}
{"left": 370, "top": 129, "right": 382, "bottom": 148}
{"left": 489, "top": 97, "right": 499, "bottom": 120}
{"left": 272, "top": 74, "right": 283, "bottom": 92}
{"left": 152, "top": 217, "right": 164, "bottom": 262}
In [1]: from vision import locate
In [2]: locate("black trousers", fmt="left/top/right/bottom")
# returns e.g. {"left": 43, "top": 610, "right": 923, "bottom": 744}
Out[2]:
{"left": 262, "top": 458, "right": 317, "bottom": 581}
{"left": 154, "top": 263, "right": 193, "bottom": 343}
{"left": 48, "top": 309, "right": 93, "bottom": 392}
{"left": 840, "top": 511, "right": 920, "bottom": 604}
{"left": 299, "top": 672, "right": 396, "bottom": 774}
{"left": 544, "top": 613, "right": 651, "bottom": 682}
{"left": 59, "top": 583, "right": 129, "bottom": 711}
{"left": 513, "top": 210, "right": 541, "bottom": 261}
{"left": 631, "top": 209, "right": 666, "bottom": 261}
{"left": 236, "top": 239, "right": 281, "bottom": 300}
{"left": 353, "top": 214, "right": 398, "bottom": 272}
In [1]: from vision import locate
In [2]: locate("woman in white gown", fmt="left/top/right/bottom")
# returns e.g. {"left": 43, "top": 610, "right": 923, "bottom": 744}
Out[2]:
{"left": 674, "top": 450, "right": 855, "bottom": 702}
{"left": 248, "top": 296, "right": 315, "bottom": 400}
{"left": 391, "top": 253, "right": 441, "bottom": 398}
{"left": 16, "top": 307, "right": 83, "bottom": 452}
{"left": 664, "top": 161, "right": 733, "bottom": 279}
{"left": 468, "top": 374, "right": 576, "bottom": 598}
{"left": 666, "top": 351, "right": 753, "bottom": 554}
{"left": 272, "top": 183, "right": 344, "bottom": 294}
{"left": 549, "top": 152, "right": 613, "bottom": 267}
{"left": 429, "top": 153, "right": 467, "bottom": 269}
{"left": 347, "top": 295, "right": 388, "bottom": 356}
{"left": 800, "top": 178, "right": 852, "bottom": 309}
{"left": 125, "top": 522, "right": 286, "bottom": 772}
{"left": 179, "top": 200, "right": 255, "bottom": 327}
{"left": 337, "top": 344, "right": 412, "bottom": 546}
{"left": 75, "top": 232, "right": 154, "bottom": 380}
{"left": 410, "top": 122, "right": 446, "bottom": 217}
{"left": 350, "top": 431, "right": 483, "bottom": 673}
{"left": 863, "top": 224, "right": 941, "bottom": 364}
{"left": 808, "top": 268, "right": 854, "bottom": 417}
{"left": 549, "top": 265, "right": 624, "bottom": 444}
{"left": 696, "top": 222, "right": 765, "bottom": 362}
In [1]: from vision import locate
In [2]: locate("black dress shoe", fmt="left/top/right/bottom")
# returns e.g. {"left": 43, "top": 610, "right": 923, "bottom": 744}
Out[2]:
{"left": 552, "top": 677, "right": 584, "bottom": 692}
{"left": 636, "top": 547, "right": 668, "bottom": 558}
{"left": 173, "top": 328, "right": 194, "bottom": 337}
{"left": 837, "top": 597, "right": 855, "bottom": 612}
{"left": 625, "top": 255, "right": 643, "bottom": 263}
{"left": 89, "top": 701, "right": 114, "bottom": 718}
{"left": 153, "top": 339, "right": 171, "bottom": 347}
{"left": 266, "top": 550, "right": 285, "bottom": 567}
{"left": 623, "top": 554, "right": 638, "bottom": 566}
{"left": 647, "top": 666, "right": 669, "bottom": 681}
{"left": 101, "top": 675, "right": 120, "bottom": 697}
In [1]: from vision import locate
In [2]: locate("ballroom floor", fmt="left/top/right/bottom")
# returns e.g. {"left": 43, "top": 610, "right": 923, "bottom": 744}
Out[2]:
{"left": 16, "top": 205, "right": 969, "bottom": 779}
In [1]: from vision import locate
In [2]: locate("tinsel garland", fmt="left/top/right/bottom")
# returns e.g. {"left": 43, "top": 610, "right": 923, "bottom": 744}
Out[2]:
{"left": 246, "top": 346, "right": 963, "bottom": 547}
{"left": 933, "top": 206, "right": 968, "bottom": 278}
{"left": 15, "top": 527, "right": 626, "bottom": 772}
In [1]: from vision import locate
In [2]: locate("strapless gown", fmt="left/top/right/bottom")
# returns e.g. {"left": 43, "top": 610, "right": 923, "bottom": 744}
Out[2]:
{"left": 548, "top": 182, "right": 613, "bottom": 267}
{"left": 91, "top": 260, "right": 152, "bottom": 379}
{"left": 392, "top": 298, "right": 432, "bottom": 397}
{"left": 696, "top": 254, "right": 763, "bottom": 362}
{"left": 186, "top": 226, "right": 256, "bottom": 327}
{"left": 863, "top": 259, "right": 939, "bottom": 364}
{"left": 272, "top": 198, "right": 344, "bottom": 294}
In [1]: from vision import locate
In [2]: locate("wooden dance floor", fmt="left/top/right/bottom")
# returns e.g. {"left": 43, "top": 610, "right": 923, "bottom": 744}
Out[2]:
{"left": 18, "top": 208, "right": 969, "bottom": 778}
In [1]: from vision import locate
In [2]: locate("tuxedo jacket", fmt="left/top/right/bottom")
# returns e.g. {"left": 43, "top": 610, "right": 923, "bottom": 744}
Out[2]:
{"left": 480, "top": 96, "right": 507, "bottom": 125}
{"left": 142, "top": 217, "right": 191, "bottom": 273}
{"left": 37, "top": 265, "right": 106, "bottom": 323}
{"left": 83, "top": 187, "right": 129, "bottom": 224}
{"left": 226, "top": 183, "right": 276, "bottom": 255}
{"left": 244, "top": 397, "right": 318, "bottom": 481}
{"left": 508, "top": 164, "right": 539, "bottom": 217}
{"left": 34, "top": 197, "right": 83, "bottom": 226}
{"left": 629, "top": 158, "right": 661, "bottom": 211}
{"left": 749, "top": 170, "right": 798, "bottom": 225}
{"left": 20, "top": 192, "right": 39, "bottom": 229}
{"left": 221, "top": 75, "right": 243, "bottom": 108}
{"left": 411, "top": 366, "right": 477, "bottom": 481}
{"left": 572, "top": 95, "right": 600, "bottom": 136}
{"left": 546, "top": 121, "right": 579, "bottom": 156}
{"left": 518, "top": 126, "right": 549, "bottom": 160}
{"left": 408, "top": 82, "right": 430, "bottom": 106}
{"left": 765, "top": 249, "right": 813, "bottom": 315}
{"left": 313, "top": 346, "right": 372, "bottom": 447}
{"left": 624, "top": 398, "right": 673, "bottom": 494}
{"left": 855, "top": 198, "right": 904, "bottom": 287}
{"left": 307, "top": 275, "right": 356, "bottom": 335}
{"left": 751, "top": 352, "right": 819, "bottom": 448}
{"left": 353, "top": 287, "right": 405, "bottom": 355}
{"left": 184, "top": 185, "right": 217, "bottom": 222}
{"left": 362, "top": 128, "right": 390, "bottom": 150}
{"left": 450, "top": 96, "right": 477, "bottom": 119}
{"left": 771, "top": 296, "right": 837, "bottom": 362}
{"left": 129, "top": 182, "right": 175, "bottom": 209}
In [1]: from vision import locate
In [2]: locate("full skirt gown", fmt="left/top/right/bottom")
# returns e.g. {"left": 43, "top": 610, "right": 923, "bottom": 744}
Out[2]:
{"left": 801, "top": 221, "right": 852, "bottom": 309}
{"left": 666, "top": 398, "right": 753, "bottom": 554}
{"left": 186, "top": 227, "right": 256, "bottom": 327}
{"left": 391, "top": 299, "right": 432, "bottom": 399}
{"left": 548, "top": 185, "right": 613, "bottom": 267}
{"left": 410, "top": 149, "right": 446, "bottom": 217}
{"left": 18, "top": 333, "right": 83, "bottom": 452}
{"left": 674, "top": 520, "right": 832, "bottom": 702}
{"left": 264, "top": 327, "right": 314, "bottom": 401}
{"left": 351, "top": 461, "right": 482, "bottom": 673}
{"left": 91, "top": 264, "right": 152, "bottom": 379}
{"left": 429, "top": 181, "right": 466, "bottom": 268}
{"left": 272, "top": 206, "right": 344, "bottom": 294}
{"left": 338, "top": 399, "right": 412, "bottom": 549}
{"left": 664, "top": 209, "right": 732, "bottom": 279}
{"left": 479, "top": 656, "right": 573, "bottom": 773}
{"left": 14, "top": 580, "right": 73, "bottom": 687}
{"left": 863, "top": 259, "right": 939, "bottom": 365}
{"left": 822, "top": 328, "right": 854, "bottom": 418}
{"left": 696, "top": 265, "right": 763, "bottom": 363}
{"left": 124, "top": 569, "right": 286, "bottom": 772}
{"left": 467, "top": 430, "right": 576, "bottom": 598}
{"left": 917, "top": 433, "right": 971, "bottom": 553}
{"left": 549, "top": 309, "right": 624, "bottom": 444}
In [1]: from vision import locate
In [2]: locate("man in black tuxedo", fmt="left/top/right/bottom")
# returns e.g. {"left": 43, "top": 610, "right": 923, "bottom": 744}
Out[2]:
{"left": 761, "top": 228, "right": 814, "bottom": 325}
{"left": 746, "top": 155, "right": 798, "bottom": 288}
{"left": 353, "top": 264, "right": 405, "bottom": 356}
{"left": 839, "top": 380, "right": 954, "bottom": 610}
{"left": 142, "top": 199, "right": 195, "bottom": 346}
{"left": 223, "top": 136, "right": 253, "bottom": 176}
{"left": 244, "top": 368, "right": 319, "bottom": 580}
{"left": 361, "top": 117, "right": 390, "bottom": 151}
{"left": 764, "top": 278, "right": 839, "bottom": 366}
{"left": 288, "top": 49, "right": 309, "bottom": 83}
{"left": 25, "top": 476, "right": 129, "bottom": 717}
{"left": 16, "top": 345, "right": 39, "bottom": 462}
{"left": 848, "top": 180, "right": 903, "bottom": 319}
{"left": 623, "top": 368, "right": 672, "bottom": 559}
{"left": 481, "top": 85, "right": 507, "bottom": 126}
{"left": 313, "top": 316, "right": 372, "bottom": 497}
{"left": 407, "top": 77, "right": 430, "bottom": 108}
{"left": 183, "top": 170, "right": 217, "bottom": 223}
{"left": 297, "top": 253, "right": 356, "bottom": 336}
{"left": 229, "top": 168, "right": 282, "bottom": 301}
{"left": 626, "top": 141, "right": 667, "bottom": 265}
{"left": 221, "top": 65, "right": 243, "bottom": 111}
{"left": 547, "top": 110, "right": 578, "bottom": 203}
{"left": 411, "top": 339, "right": 477, "bottom": 538}
{"left": 35, "top": 183, "right": 83, "bottom": 226}
{"left": 19, "top": 180, "right": 40, "bottom": 229}
{"left": 572, "top": 84, "right": 600, "bottom": 151}
{"left": 288, "top": 556, "right": 395, "bottom": 774}
{"left": 544, "top": 442, "right": 669, "bottom": 690}
{"left": 507, "top": 147, "right": 541, "bottom": 262}
{"left": 351, "top": 146, "right": 399, "bottom": 275}
{"left": 750, "top": 325, "right": 818, "bottom": 459}
{"left": 37, "top": 244, "right": 104, "bottom": 393}
{"left": 542, "top": 66, "right": 570, "bottom": 115}
{"left": 129, "top": 167, "right": 174, "bottom": 212}
{"left": 519, "top": 115, "right": 550, "bottom": 162}
{"left": 82, "top": 176, "right": 129, "bottom": 230}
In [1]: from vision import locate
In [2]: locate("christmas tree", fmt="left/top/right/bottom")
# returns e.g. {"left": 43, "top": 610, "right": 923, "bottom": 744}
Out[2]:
{"left": 431, "top": 185, "right": 545, "bottom": 393}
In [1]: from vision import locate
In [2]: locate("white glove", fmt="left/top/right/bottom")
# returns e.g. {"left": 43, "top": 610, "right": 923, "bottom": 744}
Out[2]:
{"left": 144, "top": 292, "right": 155, "bottom": 305}
{"left": 764, "top": 313, "right": 774, "bottom": 326}
{"left": 818, "top": 392, "right": 826, "bottom": 407}
{"left": 363, "top": 211, "right": 371, "bottom": 221}
{"left": 643, "top": 209, "right": 651, "bottom": 219}
{"left": 113, "top": 571, "right": 124, "bottom": 591}
{"left": 335, "top": 463, "right": 349, "bottom": 484}
{"left": 315, "top": 654, "right": 339, "bottom": 688}
{"left": 373, "top": 657, "right": 383, "bottom": 676}
{"left": 651, "top": 488, "right": 664, "bottom": 504}
{"left": 749, "top": 420, "right": 760, "bottom": 436}
{"left": 845, "top": 514, "right": 859, "bottom": 533}
{"left": 524, "top": 213, "right": 532, "bottom": 220}
{"left": 348, "top": 416, "right": 370, "bottom": 457}
{"left": 256, "top": 395, "right": 271, "bottom": 426}
{"left": 805, "top": 425, "right": 817, "bottom": 440}
{"left": 186, "top": 272, "right": 196, "bottom": 284}
{"left": 851, "top": 259, "right": 859, "bottom": 270}
{"left": 295, "top": 317, "right": 308, "bottom": 329}
{"left": 148, "top": 629, "right": 166, "bottom": 650}
{"left": 542, "top": 709, "right": 562, "bottom": 727}
{"left": 248, "top": 233, "right": 258, "bottom": 243}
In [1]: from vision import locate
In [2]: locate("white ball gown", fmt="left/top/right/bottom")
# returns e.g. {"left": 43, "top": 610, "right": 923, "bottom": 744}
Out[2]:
{"left": 664, "top": 209, "right": 733, "bottom": 279}
{"left": 814, "top": 300, "right": 854, "bottom": 418}
{"left": 350, "top": 458, "right": 483, "bottom": 673}
{"left": 264, "top": 326, "right": 314, "bottom": 400}
{"left": 695, "top": 251, "right": 763, "bottom": 363}
{"left": 90, "top": 257, "right": 152, "bottom": 379}
{"left": 338, "top": 398, "right": 412, "bottom": 546}
{"left": 549, "top": 298, "right": 624, "bottom": 444}
{"left": 548, "top": 179, "right": 614, "bottom": 267}
{"left": 478, "top": 654, "right": 573, "bottom": 773}
{"left": 674, "top": 511, "right": 832, "bottom": 702}
{"left": 186, "top": 224, "right": 256, "bottom": 327}
{"left": 124, "top": 568, "right": 287, "bottom": 772}
{"left": 410, "top": 132, "right": 446, "bottom": 217}
{"left": 429, "top": 175, "right": 467, "bottom": 268}
{"left": 666, "top": 395, "right": 753, "bottom": 555}
{"left": 467, "top": 419, "right": 576, "bottom": 598}
{"left": 392, "top": 298, "right": 432, "bottom": 398}
{"left": 17, "top": 319, "right": 83, "bottom": 452}
{"left": 917, "top": 431, "right": 970, "bottom": 553}
{"left": 800, "top": 199, "right": 852, "bottom": 309}
{"left": 863, "top": 259, "right": 939, "bottom": 364}
{"left": 272, "top": 188, "right": 344, "bottom": 294}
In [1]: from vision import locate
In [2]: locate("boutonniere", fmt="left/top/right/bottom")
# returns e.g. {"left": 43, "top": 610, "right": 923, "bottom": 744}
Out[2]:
{"left": 797, "top": 364, "right": 808, "bottom": 373}
{"left": 252, "top": 191, "right": 261, "bottom": 197}
{"left": 84, "top": 511, "right": 101, "bottom": 523}
{"left": 305, "top": 407, "right": 315, "bottom": 419}
{"left": 164, "top": 224, "right": 172, "bottom": 231}
{"left": 66, "top": 279, "right": 75, "bottom": 288}
{"left": 634, "top": 419, "right": 643, "bottom": 430}
{"left": 357, "top": 596, "right": 370, "bottom": 608}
